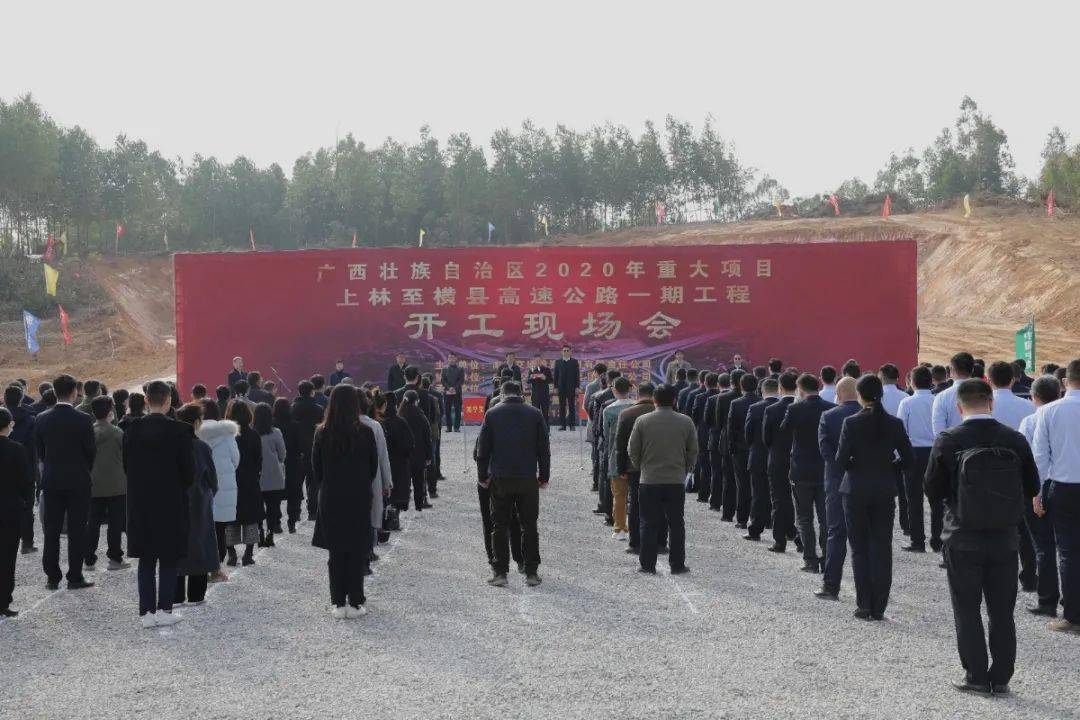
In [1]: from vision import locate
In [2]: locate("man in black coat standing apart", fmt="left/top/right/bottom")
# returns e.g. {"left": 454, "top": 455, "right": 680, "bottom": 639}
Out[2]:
{"left": 227, "top": 356, "right": 246, "bottom": 395}
{"left": 553, "top": 344, "right": 581, "bottom": 431}
{"left": 387, "top": 353, "right": 409, "bottom": 393}
{"left": 124, "top": 380, "right": 195, "bottom": 628}
{"left": 35, "top": 374, "right": 96, "bottom": 590}
{"left": 527, "top": 355, "right": 554, "bottom": 431}
{"left": 440, "top": 352, "right": 466, "bottom": 432}
{"left": 476, "top": 381, "right": 550, "bottom": 589}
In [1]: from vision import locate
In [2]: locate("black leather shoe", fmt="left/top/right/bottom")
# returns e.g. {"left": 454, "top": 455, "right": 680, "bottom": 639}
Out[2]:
{"left": 592, "top": 507, "right": 605, "bottom": 514}
{"left": 1020, "top": 581, "right": 1037, "bottom": 593}
{"left": 793, "top": 537, "right": 804, "bottom": 552}
{"left": 638, "top": 567, "right": 656, "bottom": 574}
{"left": 991, "top": 684, "right": 1011, "bottom": 696}
{"left": 901, "top": 544, "right": 926, "bottom": 553}
{"left": 853, "top": 608, "right": 872, "bottom": 620}
{"left": 421, "top": 501, "right": 433, "bottom": 509}
{"left": 743, "top": 533, "right": 761, "bottom": 541}
{"left": 766, "top": 543, "right": 786, "bottom": 553}
{"left": 0, "top": 608, "right": 17, "bottom": 617}
{"left": 429, "top": 491, "right": 439, "bottom": 499}
{"left": 951, "top": 678, "right": 991, "bottom": 695}
{"left": 46, "top": 579, "right": 60, "bottom": 591}
{"left": 929, "top": 539, "right": 943, "bottom": 552}
{"left": 625, "top": 546, "right": 639, "bottom": 555}
{"left": 734, "top": 522, "right": 748, "bottom": 529}
{"left": 814, "top": 587, "right": 838, "bottom": 600}
{"left": 800, "top": 562, "right": 820, "bottom": 573}
{"left": 657, "top": 546, "right": 669, "bottom": 555}
{"left": 1027, "top": 604, "right": 1058, "bottom": 618}
{"left": 670, "top": 566, "right": 690, "bottom": 575}
{"left": 21, "top": 545, "right": 38, "bottom": 554}
{"left": 67, "top": 579, "right": 95, "bottom": 590}
{"left": 720, "top": 515, "right": 734, "bottom": 522}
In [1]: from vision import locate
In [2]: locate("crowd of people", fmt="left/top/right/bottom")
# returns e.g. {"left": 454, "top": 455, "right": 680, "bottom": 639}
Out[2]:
{"left": 2, "top": 347, "right": 1078, "bottom": 698}
{"left": 581, "top": 351, "right": 1079, "bottom": 697}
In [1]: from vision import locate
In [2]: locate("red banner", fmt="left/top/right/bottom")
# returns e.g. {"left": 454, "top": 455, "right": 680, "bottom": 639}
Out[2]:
{"left": 175, "top": 241, "right": 917, "bottom": 400}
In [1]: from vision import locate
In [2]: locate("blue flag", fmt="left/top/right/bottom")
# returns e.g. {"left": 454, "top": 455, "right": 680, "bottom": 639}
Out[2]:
{"left": 23, "top": 310, "right": 41, "bottom": 354}
{"left": 487, "top": 222, "right": 495, "bottom": 242}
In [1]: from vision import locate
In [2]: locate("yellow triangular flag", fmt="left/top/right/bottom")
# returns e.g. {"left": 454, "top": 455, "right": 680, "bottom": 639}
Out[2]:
{"left": 541, "top": 217, "right": 549, "bottom": 236}
{"left": 44, "top": 263, "right": 59, "bottom": 296}
{"left": 59, "top": 230, "right": 68, "bottom": 254}
{"left": 963, "top": 193, "right": 972, "bottom": 218}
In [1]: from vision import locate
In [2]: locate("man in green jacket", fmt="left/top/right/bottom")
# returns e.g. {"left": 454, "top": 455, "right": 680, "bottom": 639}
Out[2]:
{"left": 87, "top": 396, "right": 129, "bottom": 571}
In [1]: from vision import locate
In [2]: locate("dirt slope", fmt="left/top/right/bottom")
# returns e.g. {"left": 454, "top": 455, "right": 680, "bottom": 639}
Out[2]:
{"left": 1, "top": 207, "right": 1077, "bottom": 390}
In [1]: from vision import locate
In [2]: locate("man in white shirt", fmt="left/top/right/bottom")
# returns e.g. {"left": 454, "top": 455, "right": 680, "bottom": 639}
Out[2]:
{"left": 1031, "top": 359, "right": 1080, "bottom": 632}
{"left": 932, "top": 352, "right": 975, "bottom": 435}
{"left": 818, "top": 365, "right": 838, "bottom": 404}
{"left": 897, "top": 366, "right": 941, "bottom": 552}
{"left": 1021, "top": 375, "right": 1063, "bottom": 619}
{"left": 879, "top": 363, "right": 908, "bottom": 416}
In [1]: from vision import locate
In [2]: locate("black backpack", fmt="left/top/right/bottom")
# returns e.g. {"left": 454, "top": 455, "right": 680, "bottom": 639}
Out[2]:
{"left": 954, "top": 444, "right": 1025, "bottom": 530}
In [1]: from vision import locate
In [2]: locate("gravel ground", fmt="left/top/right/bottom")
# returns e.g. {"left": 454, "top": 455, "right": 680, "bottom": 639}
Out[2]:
{"left": 2, "top": 429, "right": 1078, "bottom": 720}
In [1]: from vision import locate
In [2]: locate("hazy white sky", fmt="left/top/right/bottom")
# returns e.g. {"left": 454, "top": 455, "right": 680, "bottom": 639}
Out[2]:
{"left": 3, "top": 1, "right": 1076, "bottom": 196}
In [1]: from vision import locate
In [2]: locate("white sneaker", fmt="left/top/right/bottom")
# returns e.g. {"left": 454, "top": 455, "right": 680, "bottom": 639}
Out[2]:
{"left": 140, "top": 613, "right": 158, "bottom": 629}
{"left": 612, "top": 531, "right": 621, "bottom": 540}
{"left": 346, "top": 605, "right": 367, "bottom": 619}
{"left": 331, "top": 606, "right": 348, "bottom": 619}
{"left": 156, "top": 612, "right": 183, "bottom": 627}
{"left": 616, "top": 531, "right": 629, "bottom": 542}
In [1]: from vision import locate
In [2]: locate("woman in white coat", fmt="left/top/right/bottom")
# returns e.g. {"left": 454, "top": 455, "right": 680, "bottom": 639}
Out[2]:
{"left": 358, "top": 391, "right": 392, "bottom": 566}
{"left": 197, "top": 400, "right": 240, "bottom": 582}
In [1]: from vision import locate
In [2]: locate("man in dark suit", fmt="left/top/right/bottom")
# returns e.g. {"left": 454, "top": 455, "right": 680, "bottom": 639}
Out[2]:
{"left": 0, "top": 407, "right": 34, "bottom": 616}
{"left": 692, "top": 373, "right": 720, "bottom": 504}
{"left": 704, "top": 373, "right": 731, "bottom": 508}
{"left": 329, "top": 360, "right": 351, "bottom": 387}
{"left": 925, "top": 379, "right": 1039, "bottom": 695}
{"left": 34, "top": 374, "right": 96, "bottom": 590}
{"left": 123, "top": 380, "right": 195, "bottom": 627}
{"left": 553, "top": 344, "right": 581, "bottom": 431}
{"left": 4, "top": 385, "right": 38, "bottom": 554}
{"left": 394, "top": 367, "right": 437, "bottom": 424}
{"left": 713, "top": 370, "right": 745, "bottom": 517}
{"left": 815, "top": 376, "right": 861, "bottom": 598}
{"left": 681, "top": 371, "right": 706, "bottom": 416}
{"left": 727, "top": 374, "right": 760, "bottom": 527}
{"left": 527, "top": 356, "right": 554, "bottom": 430}
{"left": 476, "top": 381, "right": 550, "bottom": 588}
{"left": 616, "top": 383, "right": 658, "bottom": 554}
{"left": 495, "top": 352, "right": 523, "bottom": 384}
{"left": 671, "top": 368, "right": 689, "bottom": 398}
{"left": 589, "top": 371, "right": 620, "bottom": 522}
{"left": 781, "top": 373, "right": 836, "bottom": 572}
{"left": 291, "top": 380, "right": 324, "bottom": 527}
{"left": 246, "top": 371, "right": 275, "bottom": 405}
{"left": 744, "top": 378, "right": 778, "bottom": 540}
{"left": 227, "top": 356, "right": 246, "bottom": 395}
{"left": 440, "top": 352, "right": 466, "bottom": 432}
{"left": 762, "top": 373, "right": 799, "bottom": 553}
{"left": 387, "top": 353, "right": 409, "bottom": 393}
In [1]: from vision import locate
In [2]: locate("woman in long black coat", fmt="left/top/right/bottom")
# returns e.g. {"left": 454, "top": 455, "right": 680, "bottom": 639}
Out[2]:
{"left": 226, "top": 401, "right": 263, "bottom": 566}
{"left": 311, "top": 385, "right": 378, "bottom": 618}
{"left": 174, "top": 403, "right": 220, "bottom": 605}
{"left": 273, "top": 399, "right": 303, "bottom": 534}
{"left": 835, "top": 374, "right": 915, "bottom": 621}
{"left": 382, "top": 396, "right": 415, "bottom": 513}
{"left": 399, "top": 390, "right": 432, "bottom": 511}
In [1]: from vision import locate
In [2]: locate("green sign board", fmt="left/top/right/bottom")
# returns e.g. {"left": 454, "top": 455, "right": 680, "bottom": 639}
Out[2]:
{"left": 1015, "top": 319, "right": 1036, "bottom": 371}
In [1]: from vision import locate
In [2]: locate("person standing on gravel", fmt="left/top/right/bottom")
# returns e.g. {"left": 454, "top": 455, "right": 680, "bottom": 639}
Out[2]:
{"left": 628, "top": 384, "right": 696, "bottom": 575}
{"left": 476, "top": 381, "right": 550, "bottom": 588}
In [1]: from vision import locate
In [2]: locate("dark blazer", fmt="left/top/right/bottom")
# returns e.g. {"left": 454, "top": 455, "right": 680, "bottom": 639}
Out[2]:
{"left": 727, "top": 392, "right": 760, "bottom": 456}
{"left": 781, "top": 395, "right": 836, "bottom": 485}
{"left": 672, "top": 379, "right": 688, "bottom": 397}
{"left": 924, "top": 417, "right": 1039, "bottom": 550}
{"left": 382, "top": 414, "right": 415, "bottom": 507}
{"left": 329, "top": 370, "right": 351, "bottom": 386}
{"left": 248, "top": 387, "right": 275, "bottom": 405}
{"left": 710, "top": 388, "right": 740, "bottom": 452}
{"left": 693, "top": 388, "right": 719, "bottom": 452}
{"left": 554, "top": 358, "right": 581, "bottom": 394}
{"left": 234, "top": 425, "right": 264, "bottom": 524}
{"left": 7, "top": 404, "right": 39, "bottom": 484}
{"left": 589, "top": 388, "right": 615, "bottom": 442}
{"left": 527, "top": 366, "right": 554, "bottom": 402}
{"left": 394, "top": 385, "right": 438, "bottom": 424}
{"left": 762, "top": 396, "right": 796, "bottom": 480}
{"left": 122, "top": 414, "right": 195, "bottom": 561}
{"left": 495, "top": 363, "right": 523, "bottom": 383}
{"left": 475, "top": 396, "right": 550, "bottom": 483}
{"left": 818, "top": 400, "right": 862, "bottom": 486}
{"left": 227, "top": 369, "right": 247, "bottom": 393}
{"left": 835, "top": 408, "right": 915, "bottom": 500}
{"left": 311, "top": 424, "right": 378, "bottom": 553}
{"left": 400, "top": 403, "right": 432, "bottom": 470}
{"left": 682, "top": 385, "right": 706, "bottom": 416}
{"left": 0, "top": 436, "right": 33, "bottom": 515}
{"left": 291, "top": 396, "right": 324, "bottom": 460}
{"left": 387, "top": 363, "right": 409, "bottom": 393}
{"left": 441, "top": 364, "right": 466, "bottom": 395}
{"left": 746, "top": 396, "right": 778, "bottom": 474}
{"left": 616, "top": 400, "right": 654, "bottom": 475}
{"left": 34, "top": 403, "right": 95, "bottom": 492}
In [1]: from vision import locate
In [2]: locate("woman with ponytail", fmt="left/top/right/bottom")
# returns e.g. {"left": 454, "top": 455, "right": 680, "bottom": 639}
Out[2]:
{"left": 835, "top": 373, "right": 915, "bottom": 621}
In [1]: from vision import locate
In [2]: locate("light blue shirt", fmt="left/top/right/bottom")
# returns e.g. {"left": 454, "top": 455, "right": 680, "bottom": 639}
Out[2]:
{"left": 897, "top": 389, "right": 935, "bottom": 447}
{"left": 881, "top": 384, "right": 907, "bottom": 416}
{"left": 819, "top": 384, "right": 836, "bottom": 405}
{"left": 991, "top": 387, "right": 1034, "bottom": 431}
{"left": 1019, "top": 412, "right": 1037, "bottom": 445}
{"left": 1033, "top": 390, "right": 1080, "bottom": 484}
{"left": 932, "top": 380, "right": 965, "bottom": 436}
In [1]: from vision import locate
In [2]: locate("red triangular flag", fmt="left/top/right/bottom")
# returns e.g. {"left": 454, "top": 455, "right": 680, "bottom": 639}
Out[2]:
{"left": 116, "top": 223, "right": 125, "bottom": 239}
{"left": 59, "top": 305, "right": 72, "bottom": 345}
{"left": 882, "top": 194, "right": 892, "bottom": 218}
{"left": 828, "top": 194, "right": 841, "bottom": 216}
{"left": 1048, "top": 190, "right": 1055, "bottom": 217}
{"left": 43, "top": 233, "right": 56, "bottom": 263}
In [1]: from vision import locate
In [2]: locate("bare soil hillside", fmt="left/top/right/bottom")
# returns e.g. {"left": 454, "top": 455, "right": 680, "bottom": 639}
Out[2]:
{"left": 1, "top": 206, "right": 1077, "bottom": 390}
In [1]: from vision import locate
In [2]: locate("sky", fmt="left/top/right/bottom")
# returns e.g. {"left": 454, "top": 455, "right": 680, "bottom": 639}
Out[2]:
{"left": 3, "top": 1, "right": 1077, "bottom": 197}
